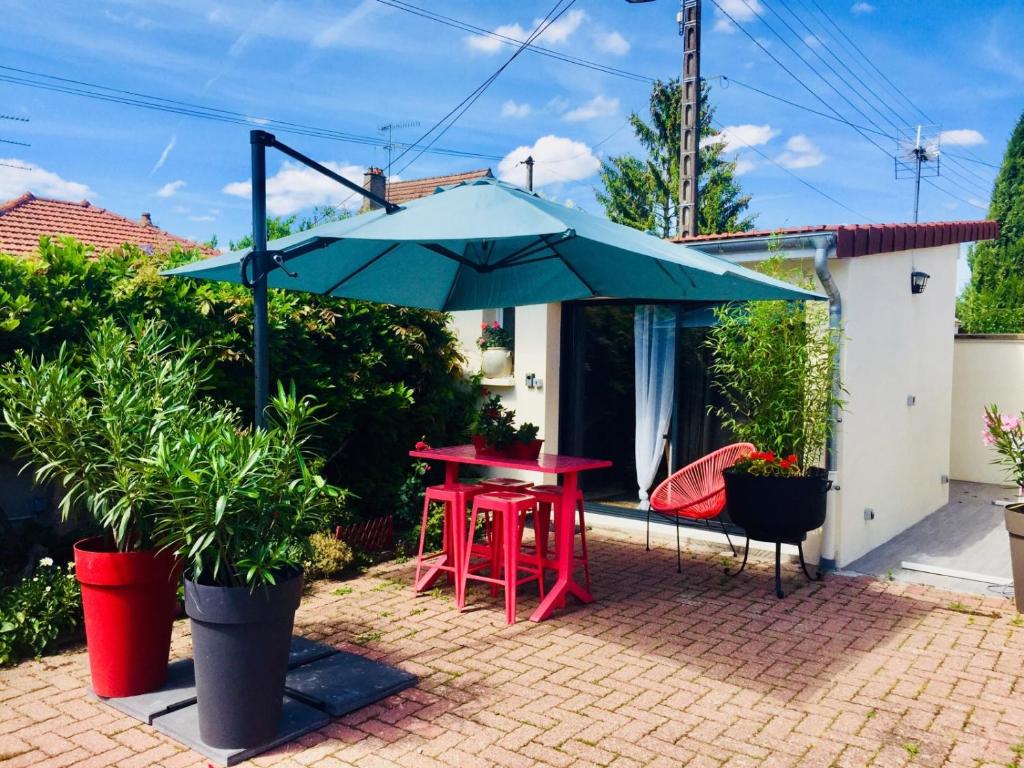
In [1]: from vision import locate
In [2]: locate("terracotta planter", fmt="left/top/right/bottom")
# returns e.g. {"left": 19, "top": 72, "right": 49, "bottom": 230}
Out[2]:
{"left": 723, "top": 468, "right": 828, "bottom": 543}
{"left": 1006, "top": 503, "right": 1024, "bottom": 614}
{"left": 73, "top": 537, "right": 180, "bottom": 698}
{"left": 481, "top": 347, "right": 512, "bottom": 378}
{"left": 185, "top": 571, "right": 303, "bottom": 749}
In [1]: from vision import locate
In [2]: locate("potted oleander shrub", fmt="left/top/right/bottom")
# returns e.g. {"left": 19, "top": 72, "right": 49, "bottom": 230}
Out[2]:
{"left": 981, "top": 405, "right": 1024, "bottom": 613}
{"left": 0, "top": 320, "right": 201, "bottom": 696}
{"left": 478, "top": 320, "right": 513, "bottom": 378}
{"left": 707, "top": 257, "right": 843, "bottom": 543}
{"left": 152, "top": 383, "right": 342, "bottom": 749}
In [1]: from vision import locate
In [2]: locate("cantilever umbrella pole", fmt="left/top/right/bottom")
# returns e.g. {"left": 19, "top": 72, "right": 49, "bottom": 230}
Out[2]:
{"left": 245, "top": 129, "right": 399, "bottom": 428}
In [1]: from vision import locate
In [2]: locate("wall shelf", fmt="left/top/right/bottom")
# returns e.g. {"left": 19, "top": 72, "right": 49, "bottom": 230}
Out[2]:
{"left": 480, "top": 376, "right": 515, "bottom": 387}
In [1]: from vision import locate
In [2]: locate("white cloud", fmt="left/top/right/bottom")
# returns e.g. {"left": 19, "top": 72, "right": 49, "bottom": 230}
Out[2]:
{"left": 501, "top": 100, "right": 532, "bottom": 119}
{"left": 190, "top": 214, "right": 216, "bottom": 222}
{"left": 547, "top": 96, "right": 570, "bottom": 114}
{"left": 223, "top": 160, "right": 365, "bottom": 216}
{"left": 150, "top": 134, "right": 176, "bottom": 175}
{"left": 775, "top": 134, "right": 825, "bottom": 169}
{"left": 311, "top": 0, "right": 377, "bottom": 49}
{"left": 713, "top": 0, "right": 763, "bottom": 33}
{"left": 850, "top": 2, "right": 875, "bottom": 14}
{"left": 466, "top": 9, "right": 585, "bottom": 53}
{"left": 712, "top": 124, "right": 779, "bottom": 153}
{"left": 594, "top": 30, "right": 629, "bottom": 56}
{"left": 968, "top": 197, "right": 988, "bottom": 210}
{"left": 498, "top": 136, "right": 600, "bottom": 189}
{"left": 0, "top": 158, "right": 94, "bottom": 202}
{"left": 156, "top": 180, "right": 186, "bottom": 198}
{"left": 734, "top": 158, "right": 755, "bottom": 176}
{"left": 940, "top": 129, "right": 986, "bottom": 147}
{"left": 563, "top": 95, "right": 619, "bottom": 122}
{"left": 804, "top": 34, "right": 822, "bottom": 48}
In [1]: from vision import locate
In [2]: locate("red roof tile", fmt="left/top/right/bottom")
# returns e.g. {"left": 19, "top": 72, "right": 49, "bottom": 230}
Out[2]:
{"left": 671, "top": 221, "right": 999, "bottom": 258}
{"left": 386, "top": 169, "right": 493, "bottom": 204}
{"left": 0, "top": 192, "right": 218, "bottom": 257}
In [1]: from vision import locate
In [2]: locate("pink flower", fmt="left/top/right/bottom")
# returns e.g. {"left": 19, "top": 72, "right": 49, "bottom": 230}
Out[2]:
{"left": 492, "top": 320, "right": 500, "bottom": 328}
{"left": 1002, "top": 415, "right": 1021, "bottom": 431}
{"left": 982, "top": 429, "right": 996, "bottom": 447}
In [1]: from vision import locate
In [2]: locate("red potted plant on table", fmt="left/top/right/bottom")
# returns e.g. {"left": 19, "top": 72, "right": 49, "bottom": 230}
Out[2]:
{"left": 471, "top": 392, "right": 542, "bottom": 459}
{"left": 0, "top": 320, "right": 194, "bottom": 697}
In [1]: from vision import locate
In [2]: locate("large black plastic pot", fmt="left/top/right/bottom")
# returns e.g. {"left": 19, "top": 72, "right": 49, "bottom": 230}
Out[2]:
{"left": 1006, "top": 503, "right": 1024, "bottom": 614}
{"left": 724, "top": 467, "right": 828, "bottom": 543}
{"left": 185, "top": 571, "right": 303, "bottom": 749}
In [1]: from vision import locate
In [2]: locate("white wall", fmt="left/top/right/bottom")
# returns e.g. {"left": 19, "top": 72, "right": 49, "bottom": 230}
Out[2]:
{"left": 950, "top": 336, "right": 1024, "bottom": 486}
{"left": 829, "top": 245, "right": 958, "bottom": 566}
{"left": 450, "top": 303, "right": 562, "bottom": 483}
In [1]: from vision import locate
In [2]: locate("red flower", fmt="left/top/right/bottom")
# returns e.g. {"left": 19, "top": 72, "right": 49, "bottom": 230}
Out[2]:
{"left": 415, "top": 440, "right": 430, "bottom": 451}
{"left": 780, "top": 458, "right": 793, "bottom": 469}
{"left": 480, "top": 322, "right": 488, "bottom": 330}
{"left": 763, "top": 451, "right": 776, "bottom": 462}
{"left": 492, "top": 319, "right": 500, "bottom": 328}
{"left": 785, "top": 453, "right": 797, "bottom": 464}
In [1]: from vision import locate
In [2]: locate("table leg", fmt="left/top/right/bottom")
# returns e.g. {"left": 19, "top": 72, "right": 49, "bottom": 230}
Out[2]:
{"left": 529, "top": 471, "right": 593, "bottom": 621}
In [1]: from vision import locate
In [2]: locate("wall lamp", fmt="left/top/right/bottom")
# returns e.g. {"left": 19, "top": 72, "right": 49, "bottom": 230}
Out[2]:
{"left": 911, "top": 270, "right": 930, "bottom": 295}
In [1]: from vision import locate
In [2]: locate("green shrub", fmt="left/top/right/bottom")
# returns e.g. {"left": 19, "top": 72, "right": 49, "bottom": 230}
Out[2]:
{"left": 306, "top": 532, "right": 354, "bottom": 579}
{"left": 0, "top": 237, "right": 477, "bottom": 521}
{"left": 0, "top": 558, "right": 82, "bottom": 667}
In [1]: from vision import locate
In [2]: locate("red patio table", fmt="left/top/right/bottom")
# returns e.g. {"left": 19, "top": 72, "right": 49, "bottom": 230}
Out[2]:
{"left": 408, "top": 445, "right": 612, "bottom": 622}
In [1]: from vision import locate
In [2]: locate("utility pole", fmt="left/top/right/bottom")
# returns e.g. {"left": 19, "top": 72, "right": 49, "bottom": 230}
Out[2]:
{"left": 525, "top": 155, "right": 534, "bottom": 191}
{"left": 895, "top": 125, "right": 940, "bottom": 225}
{"left": 679, "top": 0, "right": 700, "bottom": 238}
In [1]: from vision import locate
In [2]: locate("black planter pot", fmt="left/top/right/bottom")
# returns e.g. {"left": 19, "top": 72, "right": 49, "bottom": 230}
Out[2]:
{"left": 724, "top": 467, "right": 828, "bottom": 543}
{"left": 1006, "top": 503, "right": 1024, "bottom": 614}
{"left": 185, "top": 571, "right": 303, "bottom": 749}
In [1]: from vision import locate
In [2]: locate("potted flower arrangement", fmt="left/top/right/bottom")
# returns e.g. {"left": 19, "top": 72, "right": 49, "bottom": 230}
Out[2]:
{"left": 152, "top": 382, "right": 342, "bottom": 749}
{"left": 707, "top": 257, "right": 842, "bottom": 544}
{"left": 0, "top": 320, "right": 195, "bottom": 697}
{"left": 981, "top": 405, "right": 1024, "bottom": 613}
{"left": 471, "top": 392, "right": 542, "bottom": 459}
{"left": 478, "top": 320, "right": 513, "bottom": 378}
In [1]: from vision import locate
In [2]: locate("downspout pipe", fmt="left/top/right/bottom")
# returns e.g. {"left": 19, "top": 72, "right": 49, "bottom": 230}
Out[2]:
{"left": 813, "top": 235, "right": 841, "bottom": 573}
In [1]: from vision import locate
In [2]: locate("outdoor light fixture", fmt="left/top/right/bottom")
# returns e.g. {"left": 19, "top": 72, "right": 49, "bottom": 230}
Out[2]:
{"left": 911, "top": 270, "right": 930, "bottom": 295}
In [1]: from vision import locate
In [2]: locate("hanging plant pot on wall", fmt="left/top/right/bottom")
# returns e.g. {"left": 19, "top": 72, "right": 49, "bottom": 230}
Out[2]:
{"left": 481, "top": 347, "right": 513, "bottom": 378}
{"left": 723, "top": 468, "right": 828, "bottom": 543}
{"left": 74, "top": 538, "right": 180, "bottom": 698}
{"left": 185, "top": 571, "right": 303, "bottom": 749}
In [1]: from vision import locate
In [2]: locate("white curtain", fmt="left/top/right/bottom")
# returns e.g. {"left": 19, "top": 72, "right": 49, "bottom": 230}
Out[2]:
{"left": 634, "top": 305, "right": 676, "bottom": 510}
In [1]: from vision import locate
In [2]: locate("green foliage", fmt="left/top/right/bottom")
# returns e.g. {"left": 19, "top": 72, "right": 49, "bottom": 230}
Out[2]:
{"left": 0, "top": 236, "right": 476, "bottom": 520}
{"left": 982, "top": 404, "right": 1024, "bottom": 487}
{"left": 476, "top": 320, "right": 513, "bottom": 350}
{"left": 960, "top": 110, "right": 1024, "bottom": 333}
{"left": 306, "top": 532, "right": 354, "bottom": 579}
{"left": 153, "top": 383, "right": 345, "bottom": 589}
{"left": 0, "top": 558, "right": 81, "bottom": 667}
{"left": 597, "top": 81, "right": 755, "bottom": 237}
{"left": 706, "top": 257, "right": 841, "bottom": 475}
{"left": 0, "top": 320, "right": 211, "bottom": 550}
{"left": 474, "top": 393, "right": 517, "bottom": 449}
{"left": 515, "top": 422, "right": 540, "bottom": 443}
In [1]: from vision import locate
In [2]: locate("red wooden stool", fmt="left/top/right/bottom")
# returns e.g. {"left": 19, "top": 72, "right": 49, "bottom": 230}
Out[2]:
{"left": 459, "top": 491, "right": 544, "bottom": 624}
{"left": 414, "top": 482, "right": 485, "bottom": 604}
{"left": 479, "top": 477, "right": 533, "bottom": 492}
{"left": 528, "top": 484, "right": 590, "bottom": 592}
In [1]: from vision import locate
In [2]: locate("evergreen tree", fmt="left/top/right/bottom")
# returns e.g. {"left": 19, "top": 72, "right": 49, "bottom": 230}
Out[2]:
{"left": 597, "top": 80, "right": 755, "bottom": 238}
{"left": 958, "top": 110, "right": 1024, "bottom": 333}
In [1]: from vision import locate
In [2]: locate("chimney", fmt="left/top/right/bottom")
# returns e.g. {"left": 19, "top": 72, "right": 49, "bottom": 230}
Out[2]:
{"left": 361, "top": 167, "right": 386, "bottom": 212}
{"left": 139, "top": 212, "right": 153, "bottom": 227}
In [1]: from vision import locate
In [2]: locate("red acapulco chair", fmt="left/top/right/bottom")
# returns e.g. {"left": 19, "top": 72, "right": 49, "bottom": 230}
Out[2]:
{"left": 648, "top": 443, "right": 755, "bottom": 572}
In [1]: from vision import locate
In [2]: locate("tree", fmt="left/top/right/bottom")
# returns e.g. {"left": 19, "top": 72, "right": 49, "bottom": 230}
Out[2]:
{"left": 958, "top": 110, "right": 1024, "bottom": 333}
{"left": 227, "top": 206, "right": 352, "bottom": 251}
{"left": 597, "top": 80, "right": 755, "bottom": 237}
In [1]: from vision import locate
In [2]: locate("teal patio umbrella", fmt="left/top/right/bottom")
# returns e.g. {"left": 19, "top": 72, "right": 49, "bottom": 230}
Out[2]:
{"left": 166, "top": 132, "right": 822, "bottom": 424}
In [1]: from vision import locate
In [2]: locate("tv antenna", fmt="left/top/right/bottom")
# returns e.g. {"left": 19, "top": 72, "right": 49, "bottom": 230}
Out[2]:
{"left": 895, "top": 125, "right": 941, "bottom": 223}
{"left": 378, "top": 120, "right": 420, "bottom": 179}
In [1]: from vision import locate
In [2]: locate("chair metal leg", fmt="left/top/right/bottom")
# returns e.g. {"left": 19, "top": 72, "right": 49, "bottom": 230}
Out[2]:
{"left": 646, "top": 505, "right": 651, "bottom": 551}
{"left": 725, "top": 537, "right": 750, "bottom": 576}
{"left": 797, "top": 541, "right": 822, "bottom": 583}
{"left": 774, "top": 542, "right": 784, "bottom": 599}
{"left": 675, "top": 517, "right": 681, "bottom": 573}
{"left": 719, "top": 520, "right": 737, "bottom": 557}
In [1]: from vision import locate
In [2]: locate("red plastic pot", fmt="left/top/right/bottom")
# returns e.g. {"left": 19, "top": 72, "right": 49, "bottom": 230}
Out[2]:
{"left": 74, "top": 537, "right": 180, "bottom": 698}
{"left": 510, "top": 439, "right": 544, "bottom": 460}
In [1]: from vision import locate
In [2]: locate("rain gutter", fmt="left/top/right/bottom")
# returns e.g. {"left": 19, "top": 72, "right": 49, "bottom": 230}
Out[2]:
{"left": 688, "top": 231, "right": 842, "bottom": 572}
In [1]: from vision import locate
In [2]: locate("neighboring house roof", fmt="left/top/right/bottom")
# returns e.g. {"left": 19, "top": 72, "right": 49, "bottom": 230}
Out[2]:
{"left": 386, "top": 169, "right": 493, "bottom": 204}
{"left": 0, "top": 192, "right": 218, "bottom": 257}
{"left": 672, "top": 220, "right": 999, "bottom": 259}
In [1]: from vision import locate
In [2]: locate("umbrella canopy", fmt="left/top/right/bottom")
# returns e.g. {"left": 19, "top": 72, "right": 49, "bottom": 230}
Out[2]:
{"left": 165, "top": 177, "right": 822, "bottom": 308}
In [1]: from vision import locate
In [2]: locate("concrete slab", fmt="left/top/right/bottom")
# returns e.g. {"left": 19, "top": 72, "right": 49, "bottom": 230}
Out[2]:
{"left": 284, "top": 651, "right": 417, "bottom": 716}
{"left": 151, "top": 696, "right": 328, "bottom": 766}
{"left": 95, "top": 658, "right": 196, "bottom": 723}
{"left": 287, "top": 635, "right": 337, "bottom": 669}
{"left": 846, "top": 481, "right": 1018, "bottom": 598}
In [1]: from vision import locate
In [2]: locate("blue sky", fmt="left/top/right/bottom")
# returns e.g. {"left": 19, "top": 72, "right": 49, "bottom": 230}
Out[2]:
{"left": 0, "top": 0, "right": 1020, "bottom": 254}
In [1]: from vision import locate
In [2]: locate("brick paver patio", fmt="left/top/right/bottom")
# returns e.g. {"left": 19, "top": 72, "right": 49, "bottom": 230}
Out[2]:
{"left": 2, "top": 526, "right": 1023, "bottom": 768}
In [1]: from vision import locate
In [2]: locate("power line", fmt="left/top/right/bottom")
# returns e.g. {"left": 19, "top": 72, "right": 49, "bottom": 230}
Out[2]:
{"left": 945, "top": 151, "right": 1000, "bottom": 170}
{"left": 0, "top": 161, "right": 32, "bottom": 170}
{"left": 0, "top": 114, "right": 29, "bottom": 122}
{"left": 0, "top": 137, "right": 29, "bottom": 147}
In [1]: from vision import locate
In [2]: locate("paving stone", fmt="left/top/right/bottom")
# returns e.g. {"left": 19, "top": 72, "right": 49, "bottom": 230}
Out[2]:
{"left": 285, "top": 651, "right": 417, "bottom": 716}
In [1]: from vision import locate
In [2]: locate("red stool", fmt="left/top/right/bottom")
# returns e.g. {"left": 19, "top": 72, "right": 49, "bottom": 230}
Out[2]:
{"left": 459, "top": 492, "right": 544, "bottom": 624}
{"left": 528, "top": 484, "right": 590, "bottom": 593}
{"left": 414, "top": 482, "right": 484, "bottom": 604}
{"left": 479, "top": 477, "right": 533, "bottom": 492}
